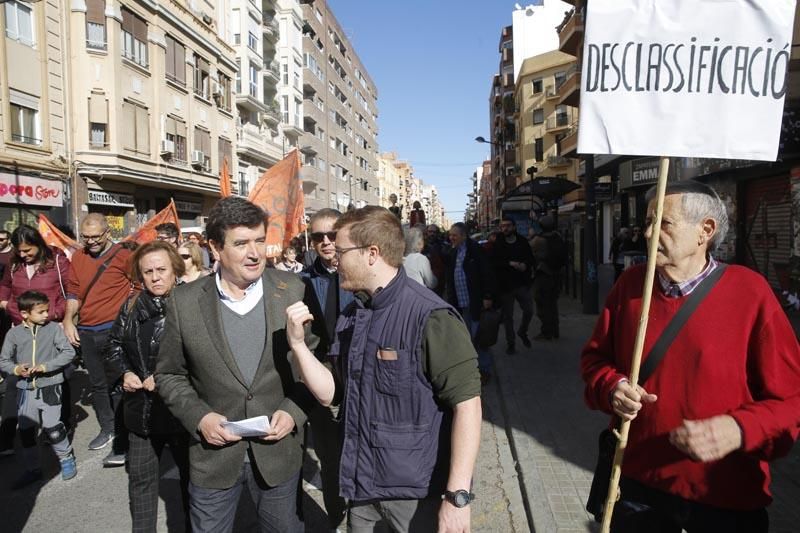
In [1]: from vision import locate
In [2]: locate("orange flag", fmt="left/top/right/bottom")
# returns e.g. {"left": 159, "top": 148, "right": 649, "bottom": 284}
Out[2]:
{"left": 220, "top": 155, "right": 232, "bottom": 198}
{"left": 38, "top": 214, "right": 80, "bottom": 259}
{"left": 125, "top": 199, "right": 181, "bottom": 244}
{"left": 247, "top": 149, "right": 306, "bottom": 258}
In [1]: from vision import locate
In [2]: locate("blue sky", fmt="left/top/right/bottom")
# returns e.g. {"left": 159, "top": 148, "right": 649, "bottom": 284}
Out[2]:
{"left": 328, "top": 0, "right": 515, "bottom": 223}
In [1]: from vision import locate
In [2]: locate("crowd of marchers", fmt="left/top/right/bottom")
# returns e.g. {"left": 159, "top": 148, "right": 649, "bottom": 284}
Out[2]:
{"left": 0, "top": 180, "right": 799, "bottom": 533}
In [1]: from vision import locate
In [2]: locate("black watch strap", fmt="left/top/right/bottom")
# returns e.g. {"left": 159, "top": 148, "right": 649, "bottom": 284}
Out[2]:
{"left": 442, "top": 489, "right": 475, "bottom": 508}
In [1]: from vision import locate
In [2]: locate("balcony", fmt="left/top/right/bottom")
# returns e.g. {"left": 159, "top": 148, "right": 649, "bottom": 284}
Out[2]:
{"left": 561, "top": 123, "right": 579, "bottom": 157}
{"left": 262, "top": 15, "right": 279, "bottom": 40}
{"left": 300, "top": 143, "right": 318, "bottom": 156}
{"left": 547, "top": 154, "right": 572, "bottom": 168}
{"left": 263, "top": 59, "right": 279, "bottom": 83}
{"left": 236, "top": 123, "right": 282, "bottom": 165}
{"left": 503, "top": 73, "right": 514, "bottom": 88}
{"left": 557, "top": 63, "right": 581, "bottom": 107}
{"left": 546, "top": 112, "right": 572, "bottom": 133}
{"left": 504, "top": 150, "right": 516, "bottom": 165}
{"left": 545, "top": 84, "right": 558, "bottom": 99}
{"left": 282, "top": 112, "right": 303, "bottom": 137}
{"left": 558, "top": 9, "right": 584, "bottom": 56}
{"left": 263, "top": 104, "right": 281, "bottom": 125}
{"left": 236, "top": 93, "right": 268, "bottom": 114}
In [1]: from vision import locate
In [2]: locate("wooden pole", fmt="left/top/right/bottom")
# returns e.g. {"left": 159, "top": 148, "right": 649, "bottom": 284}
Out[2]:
{"left": 600, "top": 156, "right": 671, "bottom": 533}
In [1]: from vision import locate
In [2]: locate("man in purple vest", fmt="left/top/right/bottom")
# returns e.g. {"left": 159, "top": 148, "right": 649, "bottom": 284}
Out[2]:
{"left": 287, "top": 206, "right": 482, "bottom": 533}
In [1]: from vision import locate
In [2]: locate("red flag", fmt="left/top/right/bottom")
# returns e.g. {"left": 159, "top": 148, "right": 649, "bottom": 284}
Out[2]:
{"left": 220, "top": 156, "right": 232, "bottom": 198}
{"left": 38, "top": 214, "right": 80, "bottom": 259}
{"left": 125, "top": 199, "right": 181, "bottom": 244}
{"left": 247, "top": 149, "right": 306, "bottom": 258}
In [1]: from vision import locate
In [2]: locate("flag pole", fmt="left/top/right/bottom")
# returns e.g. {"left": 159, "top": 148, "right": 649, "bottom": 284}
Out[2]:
{"left": 600, "top": 156, "right": 670, "bottom": 533}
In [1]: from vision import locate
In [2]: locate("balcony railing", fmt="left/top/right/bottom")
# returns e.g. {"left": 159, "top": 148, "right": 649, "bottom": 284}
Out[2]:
{"left": 547, "top": 155, "right": 571, "bottom": 167}
{"left": 11, "top": 134, "right": 42, "bottom": 146}
{"left": 546, "top": 113, "right": 571, "bottom": 131}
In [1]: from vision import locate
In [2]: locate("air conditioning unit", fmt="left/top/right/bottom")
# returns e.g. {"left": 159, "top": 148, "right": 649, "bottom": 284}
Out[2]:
{"left": 191, "top": 150, "right": 205, "bottom": 166}
{"left": 160, "top": 139, "right": 175, "bottom": 155}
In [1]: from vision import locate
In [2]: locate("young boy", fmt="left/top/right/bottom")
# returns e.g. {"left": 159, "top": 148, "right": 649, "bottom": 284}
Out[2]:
{"left": 0, "top": 290, "right": 77, "bottom": 488}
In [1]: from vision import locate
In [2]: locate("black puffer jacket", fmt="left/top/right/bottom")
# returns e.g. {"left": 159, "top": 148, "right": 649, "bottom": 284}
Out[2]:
{"left": 104, "top": 291, "right": 183, "bottom": 437}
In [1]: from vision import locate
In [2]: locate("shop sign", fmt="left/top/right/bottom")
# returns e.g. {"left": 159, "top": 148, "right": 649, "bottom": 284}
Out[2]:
{"left": 0, "top": 173, "right": 63, "bottom": 207}
{"left": 87, "top": 190, "right": 134, "bottom": 207}
{"left": 174, "top": 200, "right": 202, "bottom": 213}
{"left": 619, "top": 157, "right": 678, "bottom": 190}
{"left": 595, "top": 182, "right": 613, "bottom": 201}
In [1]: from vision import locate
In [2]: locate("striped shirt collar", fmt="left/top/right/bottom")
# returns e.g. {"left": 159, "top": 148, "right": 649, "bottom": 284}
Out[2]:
{"left": 657, "top": 256, "right": 718, "bottom": 298}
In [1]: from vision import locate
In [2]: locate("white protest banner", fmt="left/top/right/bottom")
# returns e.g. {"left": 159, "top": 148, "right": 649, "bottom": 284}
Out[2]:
{"left": 577, "top": 0, "right": 796, "bottom": 161}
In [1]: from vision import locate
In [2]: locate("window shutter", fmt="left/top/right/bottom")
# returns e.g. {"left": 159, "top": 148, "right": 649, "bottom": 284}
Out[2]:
{"left": 121, "top": 7, "right": 134, "bottom": 33}
{"left": 202, "top": 129, "right": 211, "bottom": 155}
{"left": 175, "top": 119, "right": 186, "bottom": 138}
{"left": 165, "top": 35, "right": 175, "bottom": 78}
{"left": 165, "top": 116, "right": 176, "bottom": 136}
{"left": 88, "top": 93, "right": 107, "bottom": 124}
{"left": 86, "top": 0, "right": 105, "bottom": 24}
{"left": 175, "top": 41, "right": 186, "bottom": 83}
{"left": 122, "top": 102, "right": 136, "bottom": 151}
{"left": 133, "top": 13, "right": 147, "bottom": 42}
{"left": 194, "top": 127, "right": 202, "bottom": 153}
{"left": 135, "top": 105, "right": 149, "bottom": 153}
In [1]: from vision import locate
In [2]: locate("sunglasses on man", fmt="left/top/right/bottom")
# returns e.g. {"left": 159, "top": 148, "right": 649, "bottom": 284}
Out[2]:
{"left": 310, "top": 231, "right": 337, "bottom": 243}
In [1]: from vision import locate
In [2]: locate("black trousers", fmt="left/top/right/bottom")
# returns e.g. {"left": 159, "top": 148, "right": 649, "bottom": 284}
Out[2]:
{"left": 611, "top": 477, "right": 768, "bottom": 533}
{"left": 127, "top": 430, "right": 190, "bottom": 533}
{"left": 79, "top": 328, "right": 116, "bottom": 432}
{"left": 532, "top": 273, "right": 560, "bottom": 338}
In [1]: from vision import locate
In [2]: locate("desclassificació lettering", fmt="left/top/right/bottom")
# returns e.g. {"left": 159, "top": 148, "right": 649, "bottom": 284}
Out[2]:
{"left": 584, "top": 37, "right": 788, "bottom": 99}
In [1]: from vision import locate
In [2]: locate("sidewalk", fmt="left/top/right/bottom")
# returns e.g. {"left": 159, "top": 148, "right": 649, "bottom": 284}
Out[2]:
{"left": 492, "top": 294, "right": 800, "bottom": 533}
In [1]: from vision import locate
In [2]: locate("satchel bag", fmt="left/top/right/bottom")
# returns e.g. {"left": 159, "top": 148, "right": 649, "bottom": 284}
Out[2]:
{"left": 475, "top": 308, "right": 502, "bottom": 348}
{"left": 586, "top": 264, "right": 727, "bottom": 522}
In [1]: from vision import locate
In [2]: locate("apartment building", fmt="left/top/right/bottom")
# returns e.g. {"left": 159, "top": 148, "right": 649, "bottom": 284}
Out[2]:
{"left": 376, "top": 151, "right": 402, "bottom": 210}
{"left": 65, "top": 0, "right": 237, "bottom": 236}
{"left": 300, "top": 0, "right": 379, "bottom": 214}
{"left": 0, "top": 0, "right": 71, "bottom": 229}
{"left": 230, "top": 0, "right": 286, "bottom": 197}
{"left": 514, "top": 51, "right": 580, "bottom": 200}
{"left": 488, "top": 25, "right": 516, "bottom": 212}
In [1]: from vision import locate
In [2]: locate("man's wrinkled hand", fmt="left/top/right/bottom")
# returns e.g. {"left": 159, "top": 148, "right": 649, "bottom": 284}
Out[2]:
{"left": 438, "top": 501, "right": 471, "bottom": 533}
{"left": 142, "top": 375, "right": 156, "bottom": 392}
{"left": 285, "top": 301, "right": 314, "bottom": 348}
{"left": 122, "top": 372, "right": 143, "bottom": 393}
{"left": 610, "top": 380, "right": 657, "bottom": 421}
{"left": 263, "top": 410, "right": 295, "bottom": 442}
{"left": 197, "top": 412, "right": 242, "bottom": 447}
{"left": 669, "top": 415, "right": 743, "bottom": 462}
{"left": 63, "top": 322, "right": 80, "bottom": 346}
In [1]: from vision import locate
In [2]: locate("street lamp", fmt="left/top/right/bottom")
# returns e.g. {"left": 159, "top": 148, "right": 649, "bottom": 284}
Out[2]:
{"left": 474, "top": 136, "right": 500, "bottom": 147}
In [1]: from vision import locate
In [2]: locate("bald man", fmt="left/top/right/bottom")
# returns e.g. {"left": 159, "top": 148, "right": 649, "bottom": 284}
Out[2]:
{"left": 64, "top": 214, "right": 134, "bottom": 462}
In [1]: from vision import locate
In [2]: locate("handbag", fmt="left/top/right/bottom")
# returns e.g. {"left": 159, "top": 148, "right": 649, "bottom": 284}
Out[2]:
{"left": 586, "top": 264, "right": 728, "bottom": 522}
{"left": 475, "top": 307, "right": 502, "bottom": 348}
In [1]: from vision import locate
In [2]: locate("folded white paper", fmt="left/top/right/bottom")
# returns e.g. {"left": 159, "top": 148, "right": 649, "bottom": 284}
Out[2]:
{"left": 222, "top": 415, "right": 270, "bottom": 437}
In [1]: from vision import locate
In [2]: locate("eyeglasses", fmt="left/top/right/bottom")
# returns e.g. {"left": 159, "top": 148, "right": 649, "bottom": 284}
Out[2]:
{"left": 179, "top": 254, "right": 192, "bottom": 260}
{"left": 156, "top": 235, "right": 176, "bottom": 242}
{"left": 334, "top": 245, "right": 369, "bottom": 259}
{"left": 81, "top": 230, "right": 108, "bottom": 242}
{"left": 311, "top": 231, "right": 337, "bottom": 243}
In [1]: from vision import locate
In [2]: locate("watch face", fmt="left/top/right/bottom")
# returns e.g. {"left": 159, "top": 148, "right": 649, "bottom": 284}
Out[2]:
{"left": 454, "top": 492, "right": 469, "bottom": 507}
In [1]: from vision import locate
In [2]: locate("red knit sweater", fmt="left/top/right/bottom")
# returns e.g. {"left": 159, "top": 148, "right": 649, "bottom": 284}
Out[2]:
{"left": 581, "top": 264, "right": 800, "bottom": 510}
{"left": 66, "top": 243, "right": 133, "bottom": 327}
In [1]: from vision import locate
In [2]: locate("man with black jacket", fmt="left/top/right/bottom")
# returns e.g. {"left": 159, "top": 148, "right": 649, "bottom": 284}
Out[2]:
{"left": 491, "top": 217, "right": 535, "bottom": 354}
{"left": 445, "top": 223, "right": 495, "bottom": 382}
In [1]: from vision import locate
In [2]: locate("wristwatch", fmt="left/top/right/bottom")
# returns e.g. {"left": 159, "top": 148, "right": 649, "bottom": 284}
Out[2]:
{"left": 442, "top": 489, "right": 475, "bottom": 508}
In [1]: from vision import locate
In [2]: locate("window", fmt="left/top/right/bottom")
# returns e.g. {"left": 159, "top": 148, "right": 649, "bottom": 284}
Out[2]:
{"left": 85, "top": 0, "right": 106, "bottom": 50}
{"left": 88, "top": 93, "right": 108, "bottom": 148}
{"left": 247, "top": 31, "right": 257, "bottom": 51}
{"left": 217, "top": 73, "right": 232, "bottom": 111}
{"left": 239, "top": 172, "right": 249, "bottom": 196}
{"left": 282, "top": 62, "right": 288, "bottom": 85}
{"left": 533, "top": 108, "right": 544, "bottom": 125}
{"left": 556, "top": 104, "right": 569, "bottom": 126}
{"left": 4, "top": 1, "right": 34, "bottom": 46}
{"left": 534, "top": 137, "right": 543, "bottom": 162}
{"left": 193, "top": 127, "right": 211, "bottom": 171}
{"left": 235, "top": 65, "right": 241, "bottom": 94}
{"left": 9, "top": 104, "right": 39, "bottom": 146}
{"left": 218, "top": 137, "right": 232, "bottom": 173}
{"left": 248, "top": 62, "right": 257, "bottom": 97}
{"left": 532, "top": 78, "right": 543, "bottom": 94}
{"left": 165, "top": 35, "right": 186, "bottom": 85}
{"left": 194, "top": 54, "right": 210, "bottom": 98}
{"left": 554, "top": 71, "right": 567, "bottom": 89}
{"left": 164, "top": 116, "right": 187, "bottom": 163}
{"left": 121, "top": 8, "right": 148, "bottom": 67}
{"left": 121, "top": 100, "right": 149, "bottom": 155}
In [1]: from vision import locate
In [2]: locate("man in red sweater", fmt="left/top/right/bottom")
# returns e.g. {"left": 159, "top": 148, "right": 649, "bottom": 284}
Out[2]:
{"left": 63, "top": 213, "right": 133, "bottom": 466}
{"left": 581, "top": 181, "right": 800, "bottom": 532}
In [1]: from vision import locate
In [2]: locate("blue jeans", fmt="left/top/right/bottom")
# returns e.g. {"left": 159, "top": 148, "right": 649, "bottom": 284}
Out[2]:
{"left": 188, "top": 463, "right": 302, "bottom": 533}
{"left": 460, "top": 308, "right": 492, "bottom": 373}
